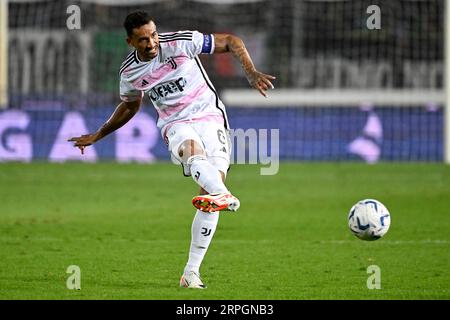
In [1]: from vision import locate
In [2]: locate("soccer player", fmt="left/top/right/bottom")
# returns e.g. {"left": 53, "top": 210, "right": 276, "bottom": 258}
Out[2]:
{"left": 68, "top": 11, "right": 275, "bottom": 289}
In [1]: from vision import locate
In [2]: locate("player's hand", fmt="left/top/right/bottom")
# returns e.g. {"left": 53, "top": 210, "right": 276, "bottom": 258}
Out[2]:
{"left": 247, "top": 70, "right": 276, "bottom": 98}
{"left": 68, "top": 133, "right": 99, "bottom": 155}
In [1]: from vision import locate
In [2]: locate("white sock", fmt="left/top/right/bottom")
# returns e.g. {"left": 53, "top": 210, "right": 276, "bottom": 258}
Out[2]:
{"left": 189, "top": 157, "right": 228, "bottom": 194}
{"left": 184, "top": 210, "right": 219, "bottom": 274}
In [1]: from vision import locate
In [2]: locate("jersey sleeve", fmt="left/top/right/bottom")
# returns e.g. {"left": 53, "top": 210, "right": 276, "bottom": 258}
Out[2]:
{"left": 119, "top": 77, "right": 143, "bottom": 102}
{"left": 176, "top": 30, "right": 215, "bottom": 58}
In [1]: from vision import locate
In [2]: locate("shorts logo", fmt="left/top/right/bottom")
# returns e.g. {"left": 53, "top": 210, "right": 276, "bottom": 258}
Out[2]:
{"left": 217, "top": 129, "right": 226, "bottom": 145}
{"left": 148, "top": 77, "right": 187, "bottom": 102}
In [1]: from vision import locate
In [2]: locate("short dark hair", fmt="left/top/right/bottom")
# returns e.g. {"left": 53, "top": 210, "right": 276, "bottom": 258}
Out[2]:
{"left": 124, "top": 11, "right": 154, "bottom": 37}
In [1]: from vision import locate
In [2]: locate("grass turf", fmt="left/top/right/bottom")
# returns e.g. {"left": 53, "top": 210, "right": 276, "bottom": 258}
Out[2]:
{"left": 0, "top": 162, "right": 449, "bottom": 299}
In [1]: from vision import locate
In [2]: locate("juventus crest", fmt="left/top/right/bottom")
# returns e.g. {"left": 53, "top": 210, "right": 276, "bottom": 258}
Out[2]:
{"left": 164, "top": 57, "right": 177, "bottom": 69}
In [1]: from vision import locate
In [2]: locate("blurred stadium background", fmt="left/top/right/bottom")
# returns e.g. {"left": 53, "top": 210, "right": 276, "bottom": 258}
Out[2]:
{"left": 1, "top": 0, "right": 448, "bottom": 164}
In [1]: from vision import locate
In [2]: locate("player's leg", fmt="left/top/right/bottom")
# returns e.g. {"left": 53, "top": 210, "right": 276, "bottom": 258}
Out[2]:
{"left": 190, "top": 124, "right": 239, "bottom": 212}
{"left": 185, "top": 171, "right": 225, "bottom": 270}
{"left": 180, "top": 169, "right": 226, "bottom": 289}
{"left": 174, "top": 123, "right": 238, "bottom": 288}
{"left": 166, "top": 123, "right": 229, "bottom": 195}
{"left": 180, "top": 187, "right": 218, "bottom": 289}
{"left": 167, "top": 122, "right": 238, "bottom": 212}
{"left": 177, "top": 139, "right": 230, "bottom": 195}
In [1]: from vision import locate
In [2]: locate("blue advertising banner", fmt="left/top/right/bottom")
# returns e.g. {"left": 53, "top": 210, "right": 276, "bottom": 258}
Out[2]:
{"left": 0, "top": 106, "right": 443, "bottom": 163}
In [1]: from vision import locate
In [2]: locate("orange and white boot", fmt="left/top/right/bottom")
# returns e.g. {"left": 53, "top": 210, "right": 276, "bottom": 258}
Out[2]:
{"left": 192, "top": 193, "right": 240, "bottom": 213}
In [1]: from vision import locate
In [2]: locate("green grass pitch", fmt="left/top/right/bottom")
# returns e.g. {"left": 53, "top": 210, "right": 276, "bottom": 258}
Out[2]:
{"left": 0, "top": 162, "right": 449, "bottom": 299}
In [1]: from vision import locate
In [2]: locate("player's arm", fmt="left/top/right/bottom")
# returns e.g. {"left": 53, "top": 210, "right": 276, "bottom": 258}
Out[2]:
{"left": 68, "top": 99, "right": 141, "bottom": 154}
{"left": 213, "top": 33, "right": 276, "bottom": 97}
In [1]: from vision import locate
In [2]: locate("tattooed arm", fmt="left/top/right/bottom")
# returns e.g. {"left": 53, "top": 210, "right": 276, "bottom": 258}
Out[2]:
{"left": 213, "top": 34, "right": 276, "bottom": 97}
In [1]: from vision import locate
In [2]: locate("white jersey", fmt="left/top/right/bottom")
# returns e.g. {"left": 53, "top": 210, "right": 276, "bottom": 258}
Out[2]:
{"left": 119, "top": 30, "right": 229, "bottom": 138}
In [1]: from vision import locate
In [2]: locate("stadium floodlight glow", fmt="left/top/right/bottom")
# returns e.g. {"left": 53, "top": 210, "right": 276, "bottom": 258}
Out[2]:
{"left": 222, "top": 89, "right": 445, "bottom": 107}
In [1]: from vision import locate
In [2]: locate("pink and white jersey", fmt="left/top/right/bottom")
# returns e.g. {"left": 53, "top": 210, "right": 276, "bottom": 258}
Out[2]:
{"left": 119, "top": 30, "right": 229, "bottom": 137}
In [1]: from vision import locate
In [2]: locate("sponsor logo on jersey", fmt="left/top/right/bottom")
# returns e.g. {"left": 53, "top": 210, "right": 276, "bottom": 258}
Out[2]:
{"left": 148, "top": 77, "right": 187, "bottom": 102}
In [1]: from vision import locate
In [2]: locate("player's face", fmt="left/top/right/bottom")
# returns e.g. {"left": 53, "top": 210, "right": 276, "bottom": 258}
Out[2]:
{"left": 127, "top": 21, "right": 159, "bottom": 61}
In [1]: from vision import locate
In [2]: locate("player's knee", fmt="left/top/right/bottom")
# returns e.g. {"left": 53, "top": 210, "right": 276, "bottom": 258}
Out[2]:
{"left": 178, "top": 139, "right": 205, "bottom": 162}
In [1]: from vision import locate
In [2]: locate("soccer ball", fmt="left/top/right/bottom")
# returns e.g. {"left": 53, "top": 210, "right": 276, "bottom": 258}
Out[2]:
{"left": 348, "top": 199, "right": 391, "bottom": 241}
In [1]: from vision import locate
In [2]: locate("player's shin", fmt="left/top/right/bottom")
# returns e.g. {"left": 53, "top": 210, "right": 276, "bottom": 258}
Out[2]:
{"left": 184, "top": 210, "right": 220, "bottom": 274}
{"left": 188, "top": 155, "right": 228, "bottom": 194}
